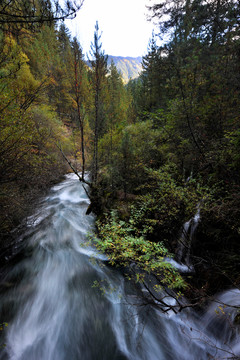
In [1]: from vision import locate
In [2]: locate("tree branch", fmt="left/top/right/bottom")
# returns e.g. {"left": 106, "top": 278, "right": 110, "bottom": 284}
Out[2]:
{"left": 55, "top": 142, "right": 91, "bottom": 193}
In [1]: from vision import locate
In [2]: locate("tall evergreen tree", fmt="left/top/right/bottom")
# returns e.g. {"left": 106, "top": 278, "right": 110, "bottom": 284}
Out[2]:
{"left": 71, "top": 37, "right": 88, "bottom": 180}
{"left": 141, "top": 32, "right": 167, "bottom": 111}
{"left": 89, "top": 21, "right": 108, "bottom": 183}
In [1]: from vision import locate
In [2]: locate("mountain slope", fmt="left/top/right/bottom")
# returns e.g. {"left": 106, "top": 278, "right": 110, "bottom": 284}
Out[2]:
{"left": 107, "top": 56, "right": 142, "bottom": 83}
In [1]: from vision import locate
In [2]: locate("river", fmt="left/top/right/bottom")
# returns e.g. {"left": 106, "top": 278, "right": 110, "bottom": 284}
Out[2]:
{"left": 0, "top": 174, "right": 239, "bottom": 360}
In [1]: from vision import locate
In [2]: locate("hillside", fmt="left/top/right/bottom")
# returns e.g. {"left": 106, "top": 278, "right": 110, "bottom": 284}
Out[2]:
{"left": 107, "top": 56, "right": 142, "bottom": 83}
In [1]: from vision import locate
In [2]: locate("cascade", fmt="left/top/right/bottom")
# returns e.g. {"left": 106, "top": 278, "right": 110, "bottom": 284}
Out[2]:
{"left": 0, "top": 174, "right": 239, "bottom": 360}
{"left": 177, "top": 206, "right": 201, "bottom": 270}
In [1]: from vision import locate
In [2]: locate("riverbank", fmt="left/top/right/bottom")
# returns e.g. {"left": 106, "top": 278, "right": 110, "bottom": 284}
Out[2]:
{"left": 91, "top": 169, "right": 240, "bottom": 308}
{"left": 0, "top": 163, "right": 68, "bottom": 281}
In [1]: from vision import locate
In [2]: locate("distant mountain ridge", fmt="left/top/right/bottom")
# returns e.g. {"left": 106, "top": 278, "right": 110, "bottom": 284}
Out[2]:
{"left": 107, "top": 55, "right": 142, "bottom": 83}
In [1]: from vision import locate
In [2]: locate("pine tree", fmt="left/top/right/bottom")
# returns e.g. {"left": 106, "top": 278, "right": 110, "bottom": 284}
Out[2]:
{"left": 141, "top": 32, "right": 162, "bottom": 111}
{"left": 89, "top": 21, "right": 108, "bottom": 183}
{"left": 71, "top": 37, "right": 88, "bottom": 180}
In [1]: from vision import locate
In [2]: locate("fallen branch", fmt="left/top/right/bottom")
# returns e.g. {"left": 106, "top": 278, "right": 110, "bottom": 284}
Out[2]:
{"left": 56, "top": 142, "right": 92, "bottom": 197}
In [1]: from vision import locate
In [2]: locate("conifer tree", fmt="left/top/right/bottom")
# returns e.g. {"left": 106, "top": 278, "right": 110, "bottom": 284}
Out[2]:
{"left": 71, "top": 37, "right": 88, "bottom": 180}
{"left": 89, "top": 21, "right": 108, "bottom": 183}
{"left": 141, "top": 32, "right": 161, "bottom": 111}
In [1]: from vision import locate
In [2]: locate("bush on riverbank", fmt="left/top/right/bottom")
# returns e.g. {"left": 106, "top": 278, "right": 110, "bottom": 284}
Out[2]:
{"left": 93, "top": 165, "right": 240, "bottom": 305}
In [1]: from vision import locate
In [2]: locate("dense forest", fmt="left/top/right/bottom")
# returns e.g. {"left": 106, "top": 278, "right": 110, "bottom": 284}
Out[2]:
{"left": 0, "top": 0, "right": 240, "bottom": 311}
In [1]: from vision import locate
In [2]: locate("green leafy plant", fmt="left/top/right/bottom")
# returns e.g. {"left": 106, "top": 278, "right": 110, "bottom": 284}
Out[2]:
{"left": 94, "top": 210, "right": 186, "bottom": 291}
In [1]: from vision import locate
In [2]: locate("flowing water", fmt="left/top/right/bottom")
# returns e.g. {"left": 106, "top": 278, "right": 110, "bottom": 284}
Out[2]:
{"left": 177, "top": 206, "right": 201, "bottom": 270}
{"left": 0, "top": 174, "right": 239, "bottom": 360}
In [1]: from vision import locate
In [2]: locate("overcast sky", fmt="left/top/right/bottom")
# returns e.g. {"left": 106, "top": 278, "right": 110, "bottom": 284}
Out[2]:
{"left": 66, "top": 0, "right": 156, "bottom": 58}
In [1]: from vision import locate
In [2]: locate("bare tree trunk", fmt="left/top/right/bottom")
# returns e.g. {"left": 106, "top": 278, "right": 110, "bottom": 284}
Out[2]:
{"left": 73, "top": 44, "right": 85, "bottom": 181}
{"left": 93, "top": 71, "right": 100, "bottom": 184}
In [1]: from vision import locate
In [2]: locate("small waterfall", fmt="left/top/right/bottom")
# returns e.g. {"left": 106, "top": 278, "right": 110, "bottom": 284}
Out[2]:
{"left": 177, "top": 207, "right": 201, "bottom": 270}
{"left": 0, "top": 174, "right": 239, "bottom": 360}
